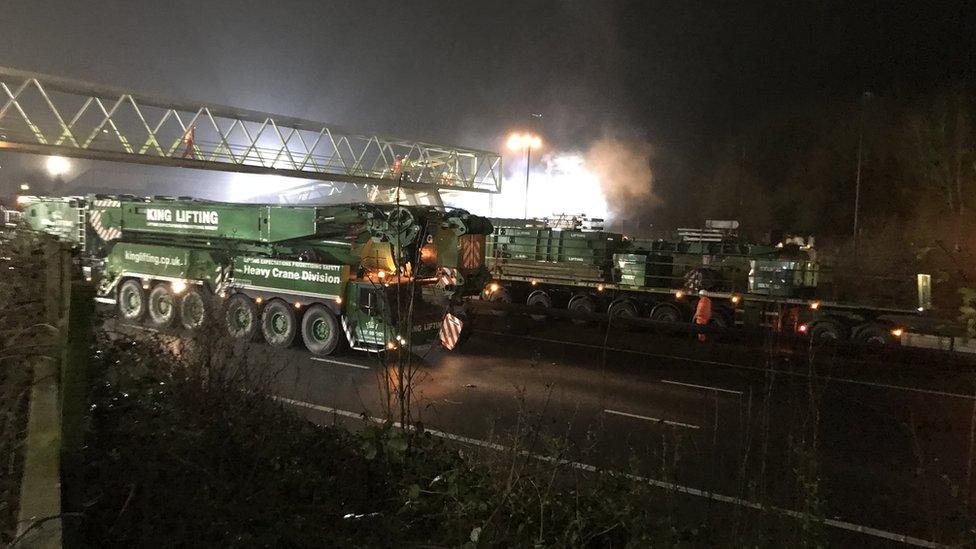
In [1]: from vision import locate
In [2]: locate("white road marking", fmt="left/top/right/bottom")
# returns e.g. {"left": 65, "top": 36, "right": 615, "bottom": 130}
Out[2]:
{"left": 309, "top": 357, "right": 371, "bottom": 370}
{"left": 130, "top": 325, "right": 159, "bottom": 333}
{"left": 603, "top": 408, "right": 700, "bottom": 429}
{"left": 480, "top": 330, "right": 976, "bottom": 401}
{"left": 660, "top": 379, "right": 744, "bottom": 395}
{"left": 273, "top": 396, "right": 940, "bottom": 549}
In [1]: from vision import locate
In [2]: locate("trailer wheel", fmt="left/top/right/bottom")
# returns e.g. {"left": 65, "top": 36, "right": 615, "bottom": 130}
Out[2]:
{"left": 225, "top": 294, "right": 259, "bottom": 340}
{"left": 608, "top": 300, "right": 638, "bottom": 324}
{"left": 148, "top": 284, "right": 178, "bottom": 327}
{"left": 179, "top": 287, "right": 210, "bottom": 331}
{"left": 854, "top": 322, "right": 893, "bottom": 346}
{"left": 526, "top": 290, "right": 551, "bottom": 321}
{"left": 487, "top": 286, "right": 512, "bottom": 317}
{"left": 810, "top": 320, "right": 846, "bottom": 342}
{"left": 567, "top": 294, "right": 596, "bottom": 325}
{"left": 301, "top": 304, "right": 341, "bottom": 356}
{"left": 262, "top": 299, "right": 297, "bottom": 348}
{"left": 649, "top": 302, "right": 683, "bottom": 323}
{"left": 117, "top": 279, "right": 146, "bottom": 321}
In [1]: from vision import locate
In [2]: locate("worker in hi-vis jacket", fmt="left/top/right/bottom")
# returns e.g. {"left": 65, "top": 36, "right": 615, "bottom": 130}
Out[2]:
{"left": 695, "top": 290, "right": 712, "bottom": 342}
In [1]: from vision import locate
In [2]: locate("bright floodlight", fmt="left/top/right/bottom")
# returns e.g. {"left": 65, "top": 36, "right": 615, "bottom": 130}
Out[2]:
{"left": 507, "top": 132, "right": 542, "bottom": 151}
{"left": 46, "top": 156, "right": 70, "bottom": 177}
{"left": 19, "top": 183, "right": 30, "bottom": 191}
{"left": 507, "top": 133, "right": 524, "bottom": 151}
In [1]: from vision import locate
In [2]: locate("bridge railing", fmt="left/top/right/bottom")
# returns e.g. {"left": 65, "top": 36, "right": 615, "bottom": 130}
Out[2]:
{"left": 0, "top": 66, "right": 502, "bottom": 194}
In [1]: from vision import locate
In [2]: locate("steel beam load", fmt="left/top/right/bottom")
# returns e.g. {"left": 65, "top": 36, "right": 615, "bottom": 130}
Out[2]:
{"left": 0, "top": 66, "right": 502, "bottom": 194}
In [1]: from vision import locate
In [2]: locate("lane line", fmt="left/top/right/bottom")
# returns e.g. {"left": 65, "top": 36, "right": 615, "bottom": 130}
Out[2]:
{"left": 660, "top": 379, "right": 744, "bottom": 395}
{"left": 479, "top": 329, "right": 976, "bottom": 401}
{"left": 273, "top": 396, "right": 941, "bottom": 548}
{"left": 603, "top": 408, "right": 700, "bottom": 429}
{"left": 309, "top": 357, "right": 371, "bottom": 370}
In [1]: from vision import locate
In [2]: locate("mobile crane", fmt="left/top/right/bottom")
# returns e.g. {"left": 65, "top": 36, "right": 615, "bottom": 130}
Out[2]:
{"left": 22, "top": 194, "right": 492, "bottom": 354}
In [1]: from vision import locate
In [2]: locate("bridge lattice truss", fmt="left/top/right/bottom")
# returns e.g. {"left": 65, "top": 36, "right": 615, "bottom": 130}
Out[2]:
{"left": 0, "top": 66, "right": 502, "bottom": 194}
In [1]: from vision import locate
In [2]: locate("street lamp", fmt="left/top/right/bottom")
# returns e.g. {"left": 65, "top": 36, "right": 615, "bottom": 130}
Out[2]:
{"left": 507, "top": 132, "right": 542, "bottom": 218}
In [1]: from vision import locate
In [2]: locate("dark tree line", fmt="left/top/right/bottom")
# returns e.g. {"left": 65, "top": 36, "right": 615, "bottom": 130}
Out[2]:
{"left": 656, "top": 89, "right": 976, "bottom": 311}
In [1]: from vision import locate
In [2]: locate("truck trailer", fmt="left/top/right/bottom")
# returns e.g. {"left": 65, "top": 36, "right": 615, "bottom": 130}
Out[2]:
{"left": 482, "top": 217, "right": 945, "bottom": 347}
{"left": 20, "top": 194, "right": 492, "bottom": 355}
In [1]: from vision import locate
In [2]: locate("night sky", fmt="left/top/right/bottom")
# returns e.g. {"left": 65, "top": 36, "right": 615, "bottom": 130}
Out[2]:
{"left": 0, "top": 1, "right": 973, "bottom": 223}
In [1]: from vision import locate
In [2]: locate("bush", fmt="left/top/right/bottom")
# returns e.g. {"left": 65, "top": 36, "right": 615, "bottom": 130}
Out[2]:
{"left": 67, "top": 329, "right": 708, "bottom": 547}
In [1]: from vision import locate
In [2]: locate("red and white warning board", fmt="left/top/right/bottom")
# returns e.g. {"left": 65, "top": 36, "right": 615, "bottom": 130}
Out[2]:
{"left": 439, "top": 312, "right": 463, "bottom": 350}
{"left": 437, "top": 267, "right": 459, "bottom": 288}
{"left": 459, "top": 234, "right": 485, "bottom": 271}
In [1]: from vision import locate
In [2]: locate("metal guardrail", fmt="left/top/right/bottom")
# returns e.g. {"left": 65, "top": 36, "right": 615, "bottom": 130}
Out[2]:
{"left": 0, "top": 66, "right": 502, "bottom": 194}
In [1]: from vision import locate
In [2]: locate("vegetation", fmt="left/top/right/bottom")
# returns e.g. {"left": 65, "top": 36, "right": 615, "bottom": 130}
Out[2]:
{"left": 675, "top": 90, "right": 976, "bottom": 311}
{"left": 66, "top": 328, "right": 722, "bottom": 547}
{"left": 0, "top": 231, "right": 56, "bottom": 545}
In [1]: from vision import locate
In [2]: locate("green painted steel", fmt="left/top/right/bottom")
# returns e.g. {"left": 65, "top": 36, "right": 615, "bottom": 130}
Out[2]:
{"left": 103, "top": 242, "right": 222, "bottom": 287}
{"left": 23, "top": 193, "right": 496, "bottom": 352}
{"left": 231, "top": 256, "right": 349, "bottom": 299}
{"left": 103, "top": 200, "right": 318, "bottom": 242}
{"left": 748, "top": 259, "right": 819, "bottom": 297}
{"left": 21, "top": 196, "right": 87, "bottom": 247}
{"left": 488, "top": 220, "right": 820, "bottom": 296}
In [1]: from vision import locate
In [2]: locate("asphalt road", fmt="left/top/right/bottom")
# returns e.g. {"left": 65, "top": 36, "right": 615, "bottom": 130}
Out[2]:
{"left": 120, "top": 313, "right": 976, "bottom": 546}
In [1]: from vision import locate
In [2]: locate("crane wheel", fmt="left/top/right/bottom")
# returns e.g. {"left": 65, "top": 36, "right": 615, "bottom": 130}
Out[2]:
{"left": 179, "top": 287, "right": 210, "bottom": 331}
{"left": 148, "top": 284, "right": 178, "bottom": 327}
{"left": 262, "top": 299, "right": 297, "bottom": 348}
{"left": 225, "top": 294, "right": 259, "bottom": 340}
{"left": 301, "top": 304, "right": 341, "bottom": 356}
{"left": 117, "top": 279, "right": 146, "bottom": 321}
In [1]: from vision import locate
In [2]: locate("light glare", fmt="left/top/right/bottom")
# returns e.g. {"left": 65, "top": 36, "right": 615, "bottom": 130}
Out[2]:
{"left": 507, "top": 132, "right": 542, "bottom": 151}
{"left": 46, "top": 156, "right": 70, "bottom": 177}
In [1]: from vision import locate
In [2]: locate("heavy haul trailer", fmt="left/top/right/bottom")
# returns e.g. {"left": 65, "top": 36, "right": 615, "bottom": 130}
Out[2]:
{"left": 21, "top": 195, "right": 492, "bottom": 354}
{"left": 482, "top": 219, "right": 933, "bottom": 346}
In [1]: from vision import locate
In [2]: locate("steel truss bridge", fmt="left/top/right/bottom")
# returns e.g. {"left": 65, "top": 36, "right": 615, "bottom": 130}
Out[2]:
{"left": 0, "top": 66, "right": 502, "bottom": 204}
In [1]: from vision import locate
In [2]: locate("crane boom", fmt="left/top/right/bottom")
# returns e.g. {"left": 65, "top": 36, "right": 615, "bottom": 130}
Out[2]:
{"left": 0, "top": 66, "right": 502, "bottom": 194}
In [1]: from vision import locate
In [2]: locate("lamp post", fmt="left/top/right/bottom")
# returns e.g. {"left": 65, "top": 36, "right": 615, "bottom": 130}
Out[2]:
{"left": 852, "top": 91, "right": 873, "bottom": 254}
{"left": 507, "top": 132, "right": 542, "bottom": 219}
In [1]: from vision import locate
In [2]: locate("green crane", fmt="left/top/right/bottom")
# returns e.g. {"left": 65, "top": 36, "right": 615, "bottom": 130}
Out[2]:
{"left": 21, "top": 194, "right": 492, "bottom": 354}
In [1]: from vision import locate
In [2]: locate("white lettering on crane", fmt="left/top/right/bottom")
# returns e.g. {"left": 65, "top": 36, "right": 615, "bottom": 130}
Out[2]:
{"left": 146, "top": 208, "right": 172, "bottom": 222}
{"left": 145, "top": 208, "right": 219, "bottom": 225}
